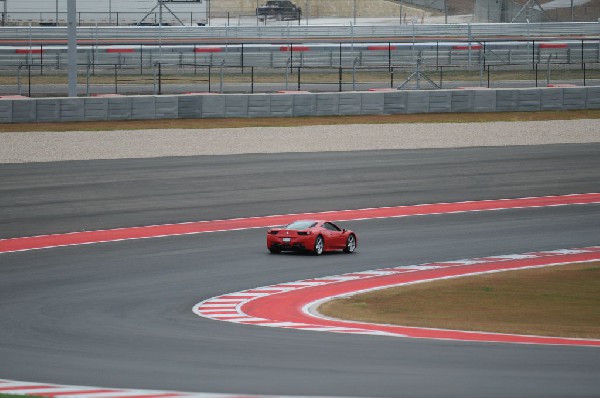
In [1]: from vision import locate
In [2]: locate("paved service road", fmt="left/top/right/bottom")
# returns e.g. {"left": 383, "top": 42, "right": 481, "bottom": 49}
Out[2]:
{"left": 1, "top": 144, "right": 599, "bottom": 397}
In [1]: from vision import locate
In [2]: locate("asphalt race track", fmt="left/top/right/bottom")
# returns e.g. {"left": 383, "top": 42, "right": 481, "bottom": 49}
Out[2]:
{"left": 1, "top": 144, "right": 599, "bottom": 397}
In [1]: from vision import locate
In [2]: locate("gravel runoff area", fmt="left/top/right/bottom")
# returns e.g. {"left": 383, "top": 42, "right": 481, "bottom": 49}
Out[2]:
{"left": 1, "top": 119, "right": 600, "bottom": 163}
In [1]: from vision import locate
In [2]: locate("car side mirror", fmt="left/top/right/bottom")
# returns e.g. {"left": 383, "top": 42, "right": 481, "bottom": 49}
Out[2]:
{"left": 342, "top": 229, "right": 347, "bottom": 232}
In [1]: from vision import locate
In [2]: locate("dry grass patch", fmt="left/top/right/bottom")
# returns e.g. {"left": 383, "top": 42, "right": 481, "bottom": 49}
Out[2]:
{"left": 1, "top": 110, "right": 599, "bottom": 133}
{"left": 319, "top": 262, "right": 600, "bottom": 339}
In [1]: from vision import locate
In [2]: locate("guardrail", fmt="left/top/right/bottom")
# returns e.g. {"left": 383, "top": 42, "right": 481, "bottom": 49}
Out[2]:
{"left": 0, "top": 22, "right": 599, "bottom": 44}
{"left": 1, "top": 86, "right": 599, "bottom": 123}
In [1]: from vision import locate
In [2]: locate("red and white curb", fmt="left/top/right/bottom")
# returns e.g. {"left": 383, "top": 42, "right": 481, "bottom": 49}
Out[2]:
{"left": 194, "top": 246, "right": 600, "bottom": 347}
{"left": 0, "top": 379, "right": 327, "bottom": 398}
{"left": 1, "top": 193, "right": 599, "bottom": 254}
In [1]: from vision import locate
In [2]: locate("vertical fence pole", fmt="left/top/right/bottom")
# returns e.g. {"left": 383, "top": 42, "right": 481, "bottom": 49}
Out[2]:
{"left": 18, "top": 64, "right": 23, "bottom": 96}
{"left": 67, "top": 0, "right": 77, "bottom": 97}
{"left": 581, "top": 39, "right": 584, "bottom": 70}
{"left": 546, "top": 54, "right": 552, "bottom": 85}
{"left": 194, "top": 45, "right": 197, "bottom": 75}
{"left": 251, "top": 66, "right": 254, "bottom": 93}
{"left": 532, "top": 40, "right": 536, "bottom": 71}
{"left": 86, "top": 64, "right": 91, "bottom": 96}
{"left": 140, "top": 45, "right": 144, "bottom": 75}
{"left": 285, "top": 58, "right": 291, "bottom": 89}
{"left": 388, "top": 42, "right": 392, "bottom": 72}
{"left": 114, "top": 64, "right": 118, "bottom": 94}
{"left": 352, "top": 57, "right": 358, "bottom": 91}
{"left": 297, "top": 67, "right": 301, "bottom": 91}
{"left": 219, "top": 60, "right": 224, "bottom": 94}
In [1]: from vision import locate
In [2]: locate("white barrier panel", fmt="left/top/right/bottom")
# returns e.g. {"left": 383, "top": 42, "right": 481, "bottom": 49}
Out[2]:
{"left": 0, "top": 87, "right": 598, "bottom": 124}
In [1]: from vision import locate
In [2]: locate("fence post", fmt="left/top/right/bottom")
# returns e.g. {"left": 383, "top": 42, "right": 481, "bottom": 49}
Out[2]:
{"left": 153, "top": 62, "right": 157, "bottom": 95}
{"left": 532, "top": 39, "right": 536, "bottom": 71}
{"left": 114, "top": 64, "right": 118, "bottom": 94}
{"left": 140, "top": 45, "right": 144, "bottom": 75}
{"left": 352, "top": 57, "right": 358, "bottom": 91}
{"left": 546, "top": 53, "right": 553, "bottom": 85}
{"left": 479, "top": 53, "right": 485, "bottom": 87}
{"left": 251, "top": 67, "right": 254, "bottom": 94}
{"left": 297, "top": 67, "right": 301, "bottom": 91}
{"left": 40, "top": 44, "right": 44, "bottom": 76}
{"left": 388, "top": 42, "right": 392, "bottom": 72}
{"left": 219, "top": 60, "right": 225, "bottom": 94}
{"left": 18, "top": 64, "right": 23, "bottom": 95}
{"left": 581, "top": 39, "right": 584, "bottom": 69}
{"left": 285, "top": 58, "right": 291, "bottom": 90}
{"left": 86, "top": 64, "right": 90, "bottom": 96}
{"left": 28, "top": 64, "right": 32, "bottom": 97}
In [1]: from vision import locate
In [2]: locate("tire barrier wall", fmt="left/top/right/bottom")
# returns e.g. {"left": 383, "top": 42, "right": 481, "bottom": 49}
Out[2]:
{"left": 1, "top": 86, "right": 599, "bottom": 123}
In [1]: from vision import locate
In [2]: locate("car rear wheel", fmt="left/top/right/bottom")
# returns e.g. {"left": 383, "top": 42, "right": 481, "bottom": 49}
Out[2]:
{"left": 343, "top": 234, "right": 357, "bottom": 253}
{"left": 313, "top": 235, "right": 324, "bottom": 256}
{"left": 269, "top": 247, "right": 281, "bottom": 254}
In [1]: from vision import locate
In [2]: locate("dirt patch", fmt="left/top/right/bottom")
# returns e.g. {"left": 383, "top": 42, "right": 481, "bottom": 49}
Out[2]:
{"left": 319, "top": 262, "right": 600, "bottom": 339}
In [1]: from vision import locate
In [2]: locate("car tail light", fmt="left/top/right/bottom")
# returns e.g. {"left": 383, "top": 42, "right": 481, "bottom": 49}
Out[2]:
{"left": 268, "top": 230, "right": 279, "bottom": 235}
{"left": 297, "top": 231, "right": 311, "bottom": 236}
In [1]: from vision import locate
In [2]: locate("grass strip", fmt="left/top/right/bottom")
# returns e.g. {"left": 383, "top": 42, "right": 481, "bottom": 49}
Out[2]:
{"left": 319, "top": 262, "right": 600, "bottom": 339}
{"left": 1, "top": 110, "right": 599, "bottom": 133}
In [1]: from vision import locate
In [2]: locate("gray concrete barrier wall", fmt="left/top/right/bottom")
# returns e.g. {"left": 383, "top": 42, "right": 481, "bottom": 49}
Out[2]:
{"left": 1, "top": 87, "right": 599, "bottom": 124}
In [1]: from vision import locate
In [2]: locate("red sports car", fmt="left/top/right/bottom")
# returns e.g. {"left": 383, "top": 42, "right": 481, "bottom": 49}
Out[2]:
{"left": 267, "top": 220, "right": 357, "bottom": 255}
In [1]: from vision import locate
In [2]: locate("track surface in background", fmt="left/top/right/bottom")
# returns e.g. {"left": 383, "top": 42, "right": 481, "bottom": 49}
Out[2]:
{"left": 1, "top": 144, "right": 599, "bottom": 397}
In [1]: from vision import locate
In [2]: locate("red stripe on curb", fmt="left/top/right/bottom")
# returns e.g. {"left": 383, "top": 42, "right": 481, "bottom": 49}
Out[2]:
{"left": 34, "top": 390, "right": 122, "bottom": 396}
{"left": 196, "top": 248, "right": 600, "bottom": 346}
{"left": 0, "top": 386, "right": 56, "bottom": 391}
{"left": 1, "top": 193, "right": 599, "bottom": 254}
{"left": 0, "top": 379, "right": 277, "bottom": 398}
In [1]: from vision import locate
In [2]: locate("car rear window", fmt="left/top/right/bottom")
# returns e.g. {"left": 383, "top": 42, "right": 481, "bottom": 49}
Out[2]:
{"left": 286, "top": 220, "right": 317, "bottom": 230}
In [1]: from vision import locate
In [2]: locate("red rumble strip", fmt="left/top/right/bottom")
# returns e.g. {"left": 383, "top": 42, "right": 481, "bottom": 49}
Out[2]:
{"left": 195, "top": 247, "right": 600, "bottom": 347}
{"left": 1, "top": 193, "right": 599, "bottom": 254}
{"left": 0, "top": 379, "right": 288, "bottom": 398}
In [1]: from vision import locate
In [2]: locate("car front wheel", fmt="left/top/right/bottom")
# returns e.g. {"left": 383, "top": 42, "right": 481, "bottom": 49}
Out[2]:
{"left": 313, "top": 235, "right": 324, "bottom": 255}
{"left": 343, "top": 234, "right": 357, "bottom": 253}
